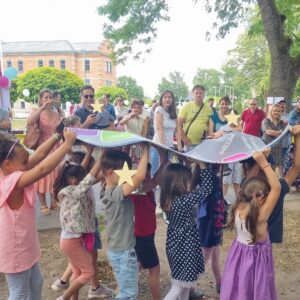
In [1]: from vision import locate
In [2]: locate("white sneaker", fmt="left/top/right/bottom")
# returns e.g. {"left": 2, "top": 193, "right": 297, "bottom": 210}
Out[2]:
{"left": 88, "top": 284, "right": 114, "bottom": 299}
{"left": 51, "top": 278, "right": 69, "bottom": 291}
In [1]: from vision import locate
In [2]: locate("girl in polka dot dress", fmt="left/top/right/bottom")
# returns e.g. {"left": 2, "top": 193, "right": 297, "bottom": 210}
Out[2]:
{"left": 160, "top": 162, "right": 213, "bottom": 300}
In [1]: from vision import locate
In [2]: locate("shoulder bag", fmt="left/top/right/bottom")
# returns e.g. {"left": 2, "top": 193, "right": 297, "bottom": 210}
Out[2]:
{"left": 23, "top": 119, "right": 42, "bottom": 150}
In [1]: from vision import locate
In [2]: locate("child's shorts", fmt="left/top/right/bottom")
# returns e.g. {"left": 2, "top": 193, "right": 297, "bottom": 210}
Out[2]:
{"left": 134, "top": 234, "right": 159, "bottom": 269}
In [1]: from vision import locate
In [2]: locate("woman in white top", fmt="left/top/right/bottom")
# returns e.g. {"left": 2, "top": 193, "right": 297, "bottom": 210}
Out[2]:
{"left": 151, "top": 90, "right": 181, "bottom": 176}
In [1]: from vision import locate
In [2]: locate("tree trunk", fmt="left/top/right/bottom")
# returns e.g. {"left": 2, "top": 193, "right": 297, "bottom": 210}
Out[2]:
{"left": 257, "top": 0, "right": 300, "bottom": 112}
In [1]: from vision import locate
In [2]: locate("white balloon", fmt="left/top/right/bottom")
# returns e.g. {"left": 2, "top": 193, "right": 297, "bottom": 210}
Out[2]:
{"left": 22, "top": 89, "right": 30, "bottom": 97}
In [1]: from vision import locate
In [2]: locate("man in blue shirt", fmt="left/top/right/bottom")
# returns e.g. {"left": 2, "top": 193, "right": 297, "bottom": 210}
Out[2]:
{"left": 102, "top": 94, "right": 116, "bottom": 120}
{"left": 74, "top": 85, "right": 99, "bottom": 129}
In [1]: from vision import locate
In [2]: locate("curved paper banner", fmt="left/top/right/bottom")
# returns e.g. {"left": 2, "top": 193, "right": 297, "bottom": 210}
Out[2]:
{"left": 70, "top": 126, "right": 290, "bottom": 164}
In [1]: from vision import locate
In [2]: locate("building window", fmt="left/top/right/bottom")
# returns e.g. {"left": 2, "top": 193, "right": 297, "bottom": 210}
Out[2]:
{"left": 85, "top": 79, "right": 91, "bottom": 85}
{"left": 60, "top": 59, "right": 66, "bottom": 69}
{"left": 105, "top": 61, "right": 112, "bottom": 73}
{"left": 84, "top": 59, "right": 90, "bottom": 72}
{"left": 49, "top": 60, "right": 55, "bottom": 67}
{"left": 6, "top": 61, "right": 12, "bottom": 68}
{"left": 38, "top": 60, "right": 44, "bottom": 67}
{"left": 18, "top": 60, "right": 24, "bottom": 72}
{"left": 21, "top": 101, "right": 25, "bottom": 109}
{"left": 106, "top": 80, "right": 112, "bottom": 86}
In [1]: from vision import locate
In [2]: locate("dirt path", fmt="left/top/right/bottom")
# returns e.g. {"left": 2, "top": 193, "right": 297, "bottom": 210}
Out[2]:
{"left": 1, "top": 200, "right": 299, "bottom": 299}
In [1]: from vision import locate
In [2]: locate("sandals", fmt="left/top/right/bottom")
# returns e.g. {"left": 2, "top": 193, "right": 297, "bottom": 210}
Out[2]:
{"left": 41, "top": 206, "right": 51, "bottom": 215}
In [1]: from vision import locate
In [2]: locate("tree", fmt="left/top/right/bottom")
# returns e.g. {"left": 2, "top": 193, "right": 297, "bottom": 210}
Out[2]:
{"left": 95, "top": 86, "right": 128, "bottom": 103}
{"left": 98, "top": 0, "right": 300, "bottom": 110}
{"left": 157, "top": 71, "right": 189, "bottom": 101}
{"left": 12, "top": 67, "right": 83, "bottom": 103}
{"left": 193, "top": 68, "right": 222, "bottom": 97}
{"left": 117, "top": 76, "right": 144, "bottom": 100}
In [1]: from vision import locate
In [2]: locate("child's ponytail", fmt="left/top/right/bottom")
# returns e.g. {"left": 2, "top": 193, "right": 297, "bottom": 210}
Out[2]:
{"left": 228, "top": 177, "right": 270, "bottom": 244}
{"left": 53, "top": 161, "right": 86, "bottom": 200}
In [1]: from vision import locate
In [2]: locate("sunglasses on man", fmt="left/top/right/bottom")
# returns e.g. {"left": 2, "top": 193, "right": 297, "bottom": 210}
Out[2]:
{"left": 83, "top": 95, "right": 94, "bottom": 99}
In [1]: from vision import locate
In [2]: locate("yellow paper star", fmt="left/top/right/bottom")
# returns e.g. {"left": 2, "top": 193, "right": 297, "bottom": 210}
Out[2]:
{"left": 91, "top": 101, "right": 104, "bottom": 112}
{"left": 114, "top": 162, "right": 138, "bottom": 186}
{"left": 225, "top": 110, "right": 240, "bottom": 126}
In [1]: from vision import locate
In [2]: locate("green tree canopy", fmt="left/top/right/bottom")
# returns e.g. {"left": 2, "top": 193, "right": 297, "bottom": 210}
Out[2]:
{"left": 12, "top": 67, "right": 83, "bottom": 103}
{"left": 99, "top": 0, "right": 300, "bottom": 110}
{"left": 117, "top": 76, "right": 144, "bottom": 100}
{"left": 95, "top": 86, "right": 128, "bottom": 103}
{"left": 157, "top": 71, "right": 189, "bottom": 101}
{"left": 193, "top": 68, "right": 222, "bottom": 97}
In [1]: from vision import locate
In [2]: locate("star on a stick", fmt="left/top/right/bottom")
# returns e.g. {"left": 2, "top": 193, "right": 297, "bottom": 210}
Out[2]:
{"left": 91, "top": 101, "right": 104, "bottom": 112}
{"left": 225, "top": 110, "right": 240, "bottom": 126}
{"left": 114, "top": 162, "right": 137, "bottom": 186}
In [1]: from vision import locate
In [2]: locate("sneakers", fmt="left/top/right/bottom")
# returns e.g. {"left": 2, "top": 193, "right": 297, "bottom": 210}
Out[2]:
{"left": 88, "top": 284, "right": 114, "bottom": 299}
{"left": 51, "top": 279, "right": 69, "bottom": 291}
{"left": 189, "top": 289, "right": 204, "bottom": 299}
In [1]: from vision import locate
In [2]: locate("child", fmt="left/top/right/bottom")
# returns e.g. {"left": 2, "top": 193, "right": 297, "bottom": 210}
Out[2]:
{"left": 100, "top": 144, "right": 149, "bottom": 299}
{"left": 0, "top": 130, "right": 76, "bottom": 299}
{"left": 130, "top": 148, "right": 167, "bottom": 300}
{"left": 220, "top": 149, "right": 281, "bottom": 300}
{"left": 51, "top": 147, "right": 113, "bottom": 299}
{"left": 192, "top": 164, "right": 225, "bottom": 293}
{"left": 160, "top": 162, "right": 213, "bottom": 300}
{"left": 241, "top": 125, "right": 300, "bottom": 244}
{"left": 53, "top": 148, "right": 108, "bottom": 300}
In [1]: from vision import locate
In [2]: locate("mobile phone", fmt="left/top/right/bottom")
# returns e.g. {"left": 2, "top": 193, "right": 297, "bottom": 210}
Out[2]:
{"left": 56, "top": 120, "right": 65, "bottom": 135}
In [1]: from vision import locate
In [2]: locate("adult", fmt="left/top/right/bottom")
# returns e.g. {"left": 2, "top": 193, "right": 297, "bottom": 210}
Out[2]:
{"left": 208, "top": 96, "right": 242, "bottom": 198}
{"left": 178, "top": 85, "right": 212, "bottom": 147}
{"left": 102, "top": 93, "right": 116, "bottom": 120}
{"left": 207, "top": 97, "right": 217, "bottom": 115}
{"left": 27, "top": 88, "right": 62, "bottom": 214}
{"left": 74, "top": 85, "right": 99, "bottom": 129}
{"left": 151, "top": 90, "right": 181, "bottom": 176}
{"left": 239, "top": 98, "right": 266, "bottom": 136}
{"left": 284, "top": 96, "right": 300, "bottom": 191}
{"left": 261, "top": 104, "right": 286, "bottom": 170}
{"left": 0, "top": 108, "right": 11, "bottom": 133}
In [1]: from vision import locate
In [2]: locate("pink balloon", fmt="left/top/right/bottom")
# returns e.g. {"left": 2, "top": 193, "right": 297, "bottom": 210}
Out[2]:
{"left": 0, "top": 76, "right": 9, "bottom": 88}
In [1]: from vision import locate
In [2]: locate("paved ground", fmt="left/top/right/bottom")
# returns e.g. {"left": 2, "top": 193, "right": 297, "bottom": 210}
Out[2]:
{"left": 36, "top": 184, "right": 300, "bottom": 231}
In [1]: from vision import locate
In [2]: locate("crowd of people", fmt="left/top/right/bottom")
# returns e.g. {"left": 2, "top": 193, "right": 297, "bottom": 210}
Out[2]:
{"left": 0, "top": 84, "right": 300, "bottom": 300}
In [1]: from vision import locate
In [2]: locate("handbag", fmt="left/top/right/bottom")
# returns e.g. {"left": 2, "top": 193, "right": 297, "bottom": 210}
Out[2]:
{"left": 23, "top": 120, "right": 42, "bottom": 150}
{"left": 181, "top": 103, "right": 204, "bottom": 147}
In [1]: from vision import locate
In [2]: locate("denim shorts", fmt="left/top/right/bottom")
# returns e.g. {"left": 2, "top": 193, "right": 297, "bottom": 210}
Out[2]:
{"left": 108, "top": 248, "right": 138, "bottom": 299}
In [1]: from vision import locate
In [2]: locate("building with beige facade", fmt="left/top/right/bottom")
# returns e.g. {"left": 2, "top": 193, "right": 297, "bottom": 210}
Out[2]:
{"left": 1, "top": 40, "right": 116, "bottom": 90}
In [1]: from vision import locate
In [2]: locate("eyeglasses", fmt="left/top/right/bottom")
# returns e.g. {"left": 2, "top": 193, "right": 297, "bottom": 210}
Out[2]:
{"left": 6, "top": 139, "right": 19, "bottom": 160}
{"left": 83, "top": 95, "right": 94, "bottom": 99}
{"left": 250, "top": 103, "right": 257, "bottom": 106}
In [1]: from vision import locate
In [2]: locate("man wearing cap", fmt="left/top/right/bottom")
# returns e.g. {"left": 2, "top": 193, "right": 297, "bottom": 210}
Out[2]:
{"left": 239, "top": 98, "right": 266, "bottom": 137}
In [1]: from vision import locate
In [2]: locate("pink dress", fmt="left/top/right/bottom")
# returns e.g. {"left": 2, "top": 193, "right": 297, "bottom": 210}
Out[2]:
{"left": 33, "top": 109, "right": 61, "bottom": 194}
{"left": 0, "top": 171, "right": 40, "bottom": 273}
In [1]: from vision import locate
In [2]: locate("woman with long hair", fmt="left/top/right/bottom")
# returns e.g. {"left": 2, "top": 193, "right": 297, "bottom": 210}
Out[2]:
{"left": 27, "top": 88, "right": 62, "bottom": 214}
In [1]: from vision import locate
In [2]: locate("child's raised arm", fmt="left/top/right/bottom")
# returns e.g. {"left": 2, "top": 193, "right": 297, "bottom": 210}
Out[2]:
{"left": 253, "top": 150, "right": 281, "bottom": 220}
{"left": 27, "top": 133, "right": 62, "bottom": 168}
{"left": 16, "top": 130, "right": 77, "bottom": 190}
{"left": 143, "top": 147, "right": 168, "bottom": 193}
{"left": 123, "top": 143, "right": 149, "bottom": 197}
{"left": 285, "top": 125, "right": 300, "bottom": 186}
